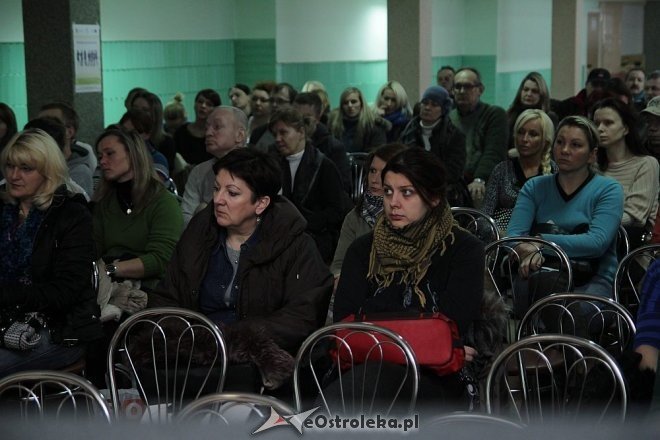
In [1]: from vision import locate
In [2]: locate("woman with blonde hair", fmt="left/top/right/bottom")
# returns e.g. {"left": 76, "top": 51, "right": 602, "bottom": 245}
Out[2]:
{"left": 374, "top": 80, "right": 412, "bottom": 142}
{"left": 0, "top": 129, "right": 102, "bottom": 376}
{"left": 329, "top": 87, "right": 389, "bottom": 153}
{"left": 482, "top": 109, "right": 556, "bottom": 232}
{"left": 93, "top": 127, "right": 182, "bottom": 290}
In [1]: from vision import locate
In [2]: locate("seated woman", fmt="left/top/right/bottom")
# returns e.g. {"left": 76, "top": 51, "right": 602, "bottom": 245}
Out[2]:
{"left": 329, "top": 87, "right": 389, "bottom": 153}
{"left": 174, "top": 88, "right": 221, "bottom": 165}
{"left": 130, "top": 90, "right": 176, "bottom": 173}
{"left": 93, "top": 128, "right": 183, "bottom": 291}
{"left": 507, "top": 116, "right": 624, "bottom": 308}
{"left": 330, "top": 143, "right": 409, "bottom": 277}
{"left": 149, "top": 149, "right": 332, "bottom": 387}
{"left": 374, "top": 80, "right": 412, "bottom": 142}
{"left": 592, "top": 98, "right": 659, "bottom": 249}
{"left": 334, "top": 148, "right": 485, "bottom": 405}
{"left": 482, "top": 109, "right": 556, "bottom": 233}
{"left": 0, "top": 129, "right": 102, "bottom": 376}
{"left": 270, "top": 107, "right": 351, "bottom": 263}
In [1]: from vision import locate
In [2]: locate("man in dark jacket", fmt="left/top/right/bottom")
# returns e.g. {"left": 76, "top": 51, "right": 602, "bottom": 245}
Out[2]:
{"left": 553, "top": 67, "right": 610, "bottom": 121}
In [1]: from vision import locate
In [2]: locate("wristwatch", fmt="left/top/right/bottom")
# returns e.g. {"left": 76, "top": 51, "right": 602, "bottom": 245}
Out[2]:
{"left": 105, "top": 264, "right": 117, "bottom": 277}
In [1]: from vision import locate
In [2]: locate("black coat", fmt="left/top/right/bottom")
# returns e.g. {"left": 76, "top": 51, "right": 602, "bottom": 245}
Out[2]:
{"left": 311, "top": 123, "right": 352, "bottom": 194}
{"left": 279, "top": 143, "right": 352, "bottom": 263}
{"left": 150, "top": 197, "right": 333, "bottom": 354}
{"left": 0, "top": 186, "right": 102, "bottom": 344}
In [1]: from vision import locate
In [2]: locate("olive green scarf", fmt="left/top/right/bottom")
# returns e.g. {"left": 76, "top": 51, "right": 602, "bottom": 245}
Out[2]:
{"left": 367, "top": 202, "right": 457, "bottom": 308}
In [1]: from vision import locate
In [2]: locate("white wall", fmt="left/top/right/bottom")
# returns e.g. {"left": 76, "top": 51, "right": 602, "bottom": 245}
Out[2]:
{"left": 496, "top": 0, "right": 552, "bottom": 72}
{"left": 463, "top": 0, "right": 498, "bottom": 55}
{"left": 99, "top": 0, "right": 235, "bottom": 41}
{"left": 275, "top": 0, "right": 387, "bottom": 63}
{"left": 0, "top": 0, "right": 24, "bottom": 42}
{"left": 431, "top": 0, "right": 465, "bottom": 56}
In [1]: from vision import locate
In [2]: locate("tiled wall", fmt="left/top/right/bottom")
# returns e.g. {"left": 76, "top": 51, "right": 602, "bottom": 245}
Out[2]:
{"left": 0, "top": 43, "right": 27, "bottom": 126}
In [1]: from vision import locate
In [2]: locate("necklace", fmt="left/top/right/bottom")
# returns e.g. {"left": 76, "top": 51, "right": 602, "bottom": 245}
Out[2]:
{"left": 226, "top": 241, "right": 241, "bottom": 265}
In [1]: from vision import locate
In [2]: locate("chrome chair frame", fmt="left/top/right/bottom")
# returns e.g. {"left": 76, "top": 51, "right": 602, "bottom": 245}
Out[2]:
{"left": 106, "top": 307, "right": 228, "bottom": 420}
{"left": 293, "top": 322, "right": 419, "bottom": 417}
{"left": 451, "top": 207, "right": 500, "bottom": 244}
{"left": 517, "top": 293, "right": 636, "bottom": 357}
{"left": 485, "top": 334, "right": 627, "bottom": 424}
{"left": 613, "top": 243, "right": 660, "bottom": 314}
{"left": 347, "top": 152, "right": 369, "bottom": 204}
{"left": 176, "top": 391, "right": 295, "bottom": 425}
{"left": 0, "top": 370, "right": 111, "bottom": 423}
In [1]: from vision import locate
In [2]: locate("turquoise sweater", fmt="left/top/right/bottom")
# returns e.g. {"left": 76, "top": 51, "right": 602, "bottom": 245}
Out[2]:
{"left": 507, "top": 174, "right": 624, "bottom": 283}
{"left": 93, "top": 187, "right": 183, "bottom": 286}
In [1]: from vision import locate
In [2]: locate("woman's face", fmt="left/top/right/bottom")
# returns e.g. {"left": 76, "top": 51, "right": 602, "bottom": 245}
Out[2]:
{"left": 515, "top": 118, "right": 545, "bottom": 160}
{"left": 626, "top": 71, "right": 645, "bottom": 95}
{"left": 342, "top": 92, "right": 362, "bottom": 118}
{"left": 250, "top": 90, "right": 271, "bottom": 117}
{"left": 194, "top": 94, "right": 216, "bottom": 122}
{"left": 131, "top": 97, "right": 151, "bottom": 114}
{"left": 368, "top": 156, "right": 387, "bottom": 196}
{"left": 4, "top": 160, "right": 46, "bottom": 203}
{"left": 272, "top": 120, "right": 305, "bottom": 157}
{"left": 383, "top": 171, "right": 435, "bottom": 228}
{"left": 380, "top": 88, "right": 398, "bottom": 114}
{"left": 229, "top": 88, "right": 250, "bottom": 110}
{"left": 97, "top": 135, "right": 133, "bottom": 183}
{"left": 213, "top": 169, "right": 266, "bottom": 233}
{"left": 593, "top": 107, "right": 628, "bottom": 149}
{"left": 520, "top": 80, "right": 541, "bottom": 107}
{"left": 553, "top": 125, "right": 596, "bottom": 174}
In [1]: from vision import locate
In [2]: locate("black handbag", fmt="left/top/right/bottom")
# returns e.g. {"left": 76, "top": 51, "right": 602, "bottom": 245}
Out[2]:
{"left": 530, "top": 222, "right": 599, "bottom": 286}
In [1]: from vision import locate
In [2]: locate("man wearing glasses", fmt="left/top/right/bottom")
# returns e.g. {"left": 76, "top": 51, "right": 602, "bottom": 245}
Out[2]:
{"left": 449, "top": 67, "right": 508, "bottom": 207}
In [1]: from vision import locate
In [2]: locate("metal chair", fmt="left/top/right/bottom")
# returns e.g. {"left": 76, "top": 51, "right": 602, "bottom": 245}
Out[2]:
{"left": 484, "top": 237, "right": 573, "bottom": 341}
{"left": 0, "top": 370, "right": 111, "bottom": 423}
{"left": 613, "top": 243, "right": 660, "bottom": 316}
{"left": 427, "top": 412, "right": 524, "bottom": 430}
{"left": 106, "top": 307, "right": 228, "bottom": 421}
{"left": 293, "top": 322, "right": 419, "bottom": 417}
{"left": 617, "top": 225, "right": 630, "bottom": 260}
{"left": 517, "top": 293, "right": 636, "bottom": 357}
{"left": 176, "top": 392, "right": 295, "bottom": 429}
{"left": 451, "top": 207, "right": 500, "bottom": 244}
{"left": 347, "top": 152, "right": 369, "bottom": 204}
{"left": 485, "top": 334, "right": 628, "bottom": 425}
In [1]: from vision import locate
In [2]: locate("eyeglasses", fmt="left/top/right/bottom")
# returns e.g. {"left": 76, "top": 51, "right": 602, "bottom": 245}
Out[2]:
{"left": 453, "top": 83, "right": 479, "bottom": 92}
{"left": 251, "top": 96, "right": 269, "bottom": 103}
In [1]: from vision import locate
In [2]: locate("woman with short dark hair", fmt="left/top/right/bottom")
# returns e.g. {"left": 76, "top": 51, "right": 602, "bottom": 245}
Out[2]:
{"left": 149, "top": 148, "right": 332, "bottom": 363}
{"left": 174, "top": 88, "right": 221, "bottom": 165}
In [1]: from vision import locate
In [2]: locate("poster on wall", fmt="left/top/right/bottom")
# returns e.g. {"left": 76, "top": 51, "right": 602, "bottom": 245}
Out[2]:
{"left": 73, "top": 23, "right": 102, "bottom": 93}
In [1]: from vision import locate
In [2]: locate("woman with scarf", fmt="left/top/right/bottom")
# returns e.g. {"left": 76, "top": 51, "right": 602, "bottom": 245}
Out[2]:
{"left": 334, "top": 147, "right": 485, "bottom": 406}
{"left": 374, "top": 81, "right": 412, "bottom": 142}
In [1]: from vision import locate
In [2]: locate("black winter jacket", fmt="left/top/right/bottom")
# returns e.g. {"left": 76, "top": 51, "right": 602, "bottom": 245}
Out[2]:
{"left": 0, "top": 186, "right": 103, "bottom": 344}
{"left": 149, "top": 197, "right": 333, "bottom": 354}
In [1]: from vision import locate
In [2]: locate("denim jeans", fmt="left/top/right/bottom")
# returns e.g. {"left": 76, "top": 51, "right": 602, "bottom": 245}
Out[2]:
{"left": 0, "top": 328, "right": 85, "bottom": 377}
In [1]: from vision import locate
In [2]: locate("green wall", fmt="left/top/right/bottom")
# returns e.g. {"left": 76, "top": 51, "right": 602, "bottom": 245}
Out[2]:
{"left": 277, "top": 60, "right": 387, "bottom": 107}
{"left": 0, "top": 42, "right": 27, "bottom": 126}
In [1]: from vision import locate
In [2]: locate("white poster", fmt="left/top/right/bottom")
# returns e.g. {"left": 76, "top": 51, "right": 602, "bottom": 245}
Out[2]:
{"left": 73, "top": 23, "right": 102, "bottom": 93}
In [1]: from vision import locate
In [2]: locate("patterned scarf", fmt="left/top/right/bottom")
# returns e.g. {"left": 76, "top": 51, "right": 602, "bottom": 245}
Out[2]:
{"left": 367, "top": 202, "right": 457, "bottom": 308}
{"left": 0, "top": 204, "right": 45, "bottom": 286}
{"left": 360, "top": 191, "right": 384, "bottom": 227}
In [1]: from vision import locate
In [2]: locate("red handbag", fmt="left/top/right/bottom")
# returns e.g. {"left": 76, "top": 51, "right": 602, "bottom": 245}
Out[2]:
{"left": 334, "top": 312, "right": 465, "bottom": 376}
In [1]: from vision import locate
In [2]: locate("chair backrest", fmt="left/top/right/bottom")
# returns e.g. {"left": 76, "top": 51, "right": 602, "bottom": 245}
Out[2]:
{"left": 617, "top": 225, "right": 630, "bottom": 260}
{"left": 106, "top": 307, "right": 228, "bottom": 421}
{"left": 613, "top": 243, "right": 660, "bottom": 316}
{"left": 451, "top": 207, "right": 500, "bottom": 244}
{"left": 517, "top": 293, "right": 636, "bottom": 357}
{"left": 165, "top": 176, "right": 179, "bottom": 196}
{"left": 176, "top": 392, "right": 295, "bottom": 428}
{"left": 427, "top": 412, "right": 524, "bottom": 430}
{"left": 485, "top": 334, "right": 628, "bottom": 424}
{"left": 293, "top": 322, "right": 419, "bottom": 417}
{"left": 0, "top": 370, "right": 111, "bottom": 423}
{"left": 91, "top": 260, "right": 100, "bottom": 295}
{"left": 347, "top": 152, "right": 369, "bottom": 205}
